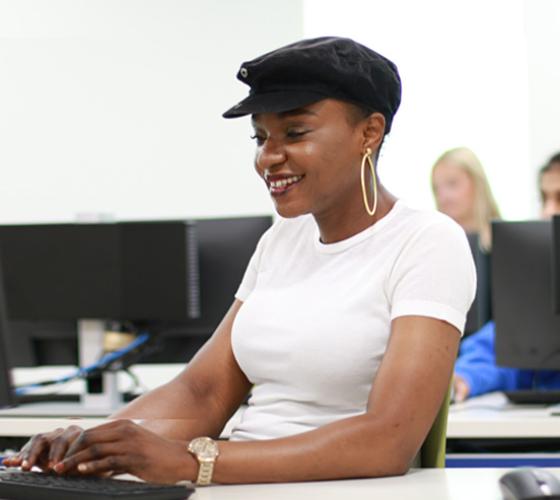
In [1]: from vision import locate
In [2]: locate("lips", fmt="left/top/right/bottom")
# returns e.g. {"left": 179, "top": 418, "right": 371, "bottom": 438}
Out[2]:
{"left": 265, "top": 174, "right": 304, "bottom": 195}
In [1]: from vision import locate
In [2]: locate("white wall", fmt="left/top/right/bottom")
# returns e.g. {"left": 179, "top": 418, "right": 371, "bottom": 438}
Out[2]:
{"left": 305, "top": 0, "right": 537, "bottom": 220}
{"left": 525, "top": 0, "right": 560, "bottom": 212}
{"left": 1, "top": 0, "right": 558, "bottom": 224}
{"left": 0, "top": 0, "right": 303, "bottom": 223}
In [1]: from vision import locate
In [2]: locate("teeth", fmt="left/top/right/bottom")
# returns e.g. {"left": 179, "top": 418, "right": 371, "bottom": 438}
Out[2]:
{"left": 270, "top": 176, "right": 301, "bottom": 188}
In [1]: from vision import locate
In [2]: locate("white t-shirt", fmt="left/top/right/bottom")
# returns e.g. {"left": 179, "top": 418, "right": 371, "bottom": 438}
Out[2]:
{"left": 230, "top": 200, "right": 476, "bottom": 441}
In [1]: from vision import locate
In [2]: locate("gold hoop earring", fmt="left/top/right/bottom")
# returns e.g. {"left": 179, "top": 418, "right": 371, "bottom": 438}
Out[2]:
{"left": 360, "top": 148, "right": 377, "bottom": 216}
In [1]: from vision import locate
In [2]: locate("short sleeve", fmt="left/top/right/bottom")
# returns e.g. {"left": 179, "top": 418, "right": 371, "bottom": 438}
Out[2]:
{"left": 234, "top": 225, "right": 273, "bottom": 301}
{"left": 387, "top": 218, "right": 476, "bottom": 334}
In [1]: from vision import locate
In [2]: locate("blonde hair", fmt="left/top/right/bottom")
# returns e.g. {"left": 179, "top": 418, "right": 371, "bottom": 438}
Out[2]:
{"left": 431, "top": 147, "right": 501, "bottom": 250}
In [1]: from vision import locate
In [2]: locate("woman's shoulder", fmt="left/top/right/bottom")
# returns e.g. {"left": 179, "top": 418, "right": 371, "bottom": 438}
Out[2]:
{"left": 391, "top": 200, "right": 466, "bottom": 239}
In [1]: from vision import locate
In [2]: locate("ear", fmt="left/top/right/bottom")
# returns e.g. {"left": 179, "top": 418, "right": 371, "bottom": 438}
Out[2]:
{"left": 361, "top": 112, "right": 386, "bottom": 153}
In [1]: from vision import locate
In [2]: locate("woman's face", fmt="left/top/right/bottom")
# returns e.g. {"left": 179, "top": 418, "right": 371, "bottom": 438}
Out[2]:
{"left": 251, "top": 99, "right": 368, "bottom": 219}
{"left": 432, "top": 160, "right": 476, "bottom": 226}
{"left": 540, "top": 164, "right": 560, "bottom": 219}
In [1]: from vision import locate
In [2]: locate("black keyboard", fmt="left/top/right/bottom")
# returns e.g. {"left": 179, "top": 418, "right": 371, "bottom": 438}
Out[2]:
{"left": 0, "top": 470, "right": 194, "bottom": 500}
{"left": 504, "top": 389, "right": 560, "bottom": 405}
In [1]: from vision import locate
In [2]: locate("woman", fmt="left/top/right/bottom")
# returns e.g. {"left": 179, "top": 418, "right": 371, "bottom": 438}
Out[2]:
{"left": 4, "top": 37, "right": 475, "bottom": 484}
{"left": 431, "top": 147, "right": 501, "bottom": 250}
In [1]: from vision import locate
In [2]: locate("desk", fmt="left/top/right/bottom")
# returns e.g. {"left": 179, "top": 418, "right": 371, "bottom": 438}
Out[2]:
{"left": 448, "top": 392, "right": 560, "bottom": 438}
{"left": 446, "top": 392, "right": 560, "bottom": 467}
{"left": 188, "top": 468, "right": 560, "bottom": 500}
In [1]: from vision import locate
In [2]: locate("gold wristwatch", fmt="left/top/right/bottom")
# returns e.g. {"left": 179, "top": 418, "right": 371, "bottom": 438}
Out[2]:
{"left": 187, "top": 436, "right": 219, "bottom": 486}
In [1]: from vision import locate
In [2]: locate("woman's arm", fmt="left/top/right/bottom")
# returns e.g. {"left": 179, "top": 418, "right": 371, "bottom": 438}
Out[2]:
{"left": 112, "top": 300, "right": 252, "bottom": 440}
{"left": 210, "top": 315, "right": 459, "bottom": 483}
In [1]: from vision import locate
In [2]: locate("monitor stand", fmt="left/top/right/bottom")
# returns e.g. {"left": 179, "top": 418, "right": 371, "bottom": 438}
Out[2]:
{"left": 78, "top": 319, "right": 121, "bottom": 411}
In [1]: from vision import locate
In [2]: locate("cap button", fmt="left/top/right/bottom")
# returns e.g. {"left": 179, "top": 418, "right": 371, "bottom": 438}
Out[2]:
{"left": 240, "top": 67, "right": 248, "bottom": 78}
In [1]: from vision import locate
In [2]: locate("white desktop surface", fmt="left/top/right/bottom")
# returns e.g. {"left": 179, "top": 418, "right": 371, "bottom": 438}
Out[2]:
{"left": 188, "top": 468, "right": 560, "bottom": 500}
{"left": 447, "top": 392, "right": 560, "bottom": 438}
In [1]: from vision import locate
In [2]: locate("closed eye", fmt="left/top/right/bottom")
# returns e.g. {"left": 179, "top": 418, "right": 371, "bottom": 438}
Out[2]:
{"left": 250, "top": 134, "right": 265, "bottom": 146}
{"left": 286, "top": 129, "right": 310, "bottom": 140}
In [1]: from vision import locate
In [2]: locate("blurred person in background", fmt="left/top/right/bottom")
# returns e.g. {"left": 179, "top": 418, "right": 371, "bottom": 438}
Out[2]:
{"left": 431, "top": 147, "right": 501, "bottom": 251}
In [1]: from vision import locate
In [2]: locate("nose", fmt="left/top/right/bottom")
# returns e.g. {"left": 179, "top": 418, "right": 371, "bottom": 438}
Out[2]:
{"left": 255, "top": 137, "right": 287, "bottom": 174}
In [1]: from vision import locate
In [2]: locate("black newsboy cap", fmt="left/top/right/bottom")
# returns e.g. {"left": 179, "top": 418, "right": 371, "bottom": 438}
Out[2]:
{"left": 222, "top": 36, "right": 402, "bottom": 134}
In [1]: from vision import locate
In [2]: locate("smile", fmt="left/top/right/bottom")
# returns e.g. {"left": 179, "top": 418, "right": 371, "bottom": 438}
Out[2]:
{"left": 267, "top": 175, "right": 304, "bottom": 195}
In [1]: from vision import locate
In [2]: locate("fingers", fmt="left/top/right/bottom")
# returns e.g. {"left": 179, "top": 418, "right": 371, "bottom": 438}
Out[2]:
{"left": 2, "top": 427, "right": 79, "bottom": 470}
{"left": 75, "top": 456, "right": 128, "bottom": 476}
{"left": 3, "top": 420, "right": 140, "bottom": 478}
{"left": 47, "top": 426, "right": 84, "bottom": 469}
{"left": 55, "top": 443, "right": 126, "bottom": 474}
{"left": 453, "top": 374, "right": 470, "bottom": 402}
{"left": 55, "top": 420, "right": 140, "bottom": 475}
{"left": 2, "top": 454, "right": 21, "bottom": 467}
{"left": 63, "top": 420, "right": 135, "bottom": 459}
{"left": 20, "top": 429, "right": 65, "bottom": 470}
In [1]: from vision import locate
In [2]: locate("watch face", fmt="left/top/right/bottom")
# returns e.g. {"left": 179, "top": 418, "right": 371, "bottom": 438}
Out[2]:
{"left": 189, "top": 437, "right": 219, "bottom": 459}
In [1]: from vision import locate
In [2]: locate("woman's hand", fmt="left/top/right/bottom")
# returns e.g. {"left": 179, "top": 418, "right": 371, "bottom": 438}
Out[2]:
{"left": 452, "top": 374, "right": 471, "bottom": 402}
{"left": 3, "top": 420, "right": 197, "bottom": 484}
{"left": 2, "top": 425, "right": 83, "bottom": 471}
{"left": 52, "top": 420, "right": 196, "bottom": 483}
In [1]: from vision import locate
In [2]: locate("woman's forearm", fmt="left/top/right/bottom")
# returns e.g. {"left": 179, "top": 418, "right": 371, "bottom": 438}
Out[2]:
{"left": 109, "top": 379, "right": 239, "bottom": 440}
{"left": 213, "top": 412, "right": 414, "bottom": 484}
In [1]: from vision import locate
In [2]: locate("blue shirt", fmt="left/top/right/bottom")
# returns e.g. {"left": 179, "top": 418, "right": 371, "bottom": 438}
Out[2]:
{"left": 455, "top": 321, "right": 560, "bottom": 397}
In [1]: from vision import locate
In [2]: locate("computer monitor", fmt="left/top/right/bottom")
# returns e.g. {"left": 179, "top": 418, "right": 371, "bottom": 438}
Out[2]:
{"left": 464, "top": 232, "right": 492, "bottom": 336}
{"left": 0, "top": 252, "right": 15, "bottom": 409}
{"left": 0, "top": 220, "right": 201, "bottom": 409}
{"left": 492, "top": 220, "right": 560, "bottom": 370}
{"left": 4, "top": 216, "right": 273, "bottom": 367}
{"left": 0, "top": 221, "right": 199, "bottom": 321}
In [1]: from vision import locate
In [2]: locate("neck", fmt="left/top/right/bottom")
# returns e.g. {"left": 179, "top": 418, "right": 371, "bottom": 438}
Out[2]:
{"left": 455, "top": 215, "right": 478, "bottom": 234}
{"left": 315, "top": 185, "right": 397, "bottom": 244}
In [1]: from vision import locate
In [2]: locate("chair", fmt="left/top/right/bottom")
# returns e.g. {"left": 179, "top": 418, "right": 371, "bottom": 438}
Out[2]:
{"left": 419, "top": 387, "right": 451, "bottom": 468}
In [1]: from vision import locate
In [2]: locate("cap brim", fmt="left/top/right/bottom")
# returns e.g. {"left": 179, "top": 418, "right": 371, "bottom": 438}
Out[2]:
{"left": 222, "top": 90, "right": 327, "bottom": 118}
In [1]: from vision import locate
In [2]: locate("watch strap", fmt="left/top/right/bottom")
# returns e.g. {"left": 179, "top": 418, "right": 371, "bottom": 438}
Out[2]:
{"left": 196, "top": 460, "right": 215, "bottom": 486}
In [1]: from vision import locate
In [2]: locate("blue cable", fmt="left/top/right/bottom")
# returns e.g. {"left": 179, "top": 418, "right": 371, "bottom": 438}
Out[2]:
{"left": 14, "top": 332, "right": 151, "bottom": 396}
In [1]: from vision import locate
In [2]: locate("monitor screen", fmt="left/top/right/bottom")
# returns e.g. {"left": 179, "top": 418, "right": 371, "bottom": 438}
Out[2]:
{"left": 0, "top": 221, "right": 199, "bottom": 321}
{"left": 464, "top": 232, "right": 492, "bottom": 336}
{"left": 492, "top": 220, "right": 560, "bottom": 370}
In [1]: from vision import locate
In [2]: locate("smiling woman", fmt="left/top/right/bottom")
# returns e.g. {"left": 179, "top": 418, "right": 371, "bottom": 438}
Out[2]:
{"left": 4, "top": 37, "right": 476, "bottom": 486}
{"left": 249, "top": 100, "right": 387, "bottom": 232}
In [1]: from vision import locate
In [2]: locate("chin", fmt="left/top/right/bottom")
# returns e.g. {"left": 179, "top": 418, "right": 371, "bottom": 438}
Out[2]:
{"left": 273, "top": 202, "right": 308, "bottom": 219}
